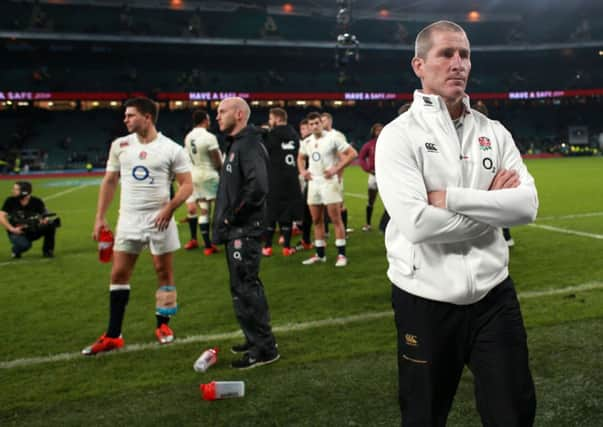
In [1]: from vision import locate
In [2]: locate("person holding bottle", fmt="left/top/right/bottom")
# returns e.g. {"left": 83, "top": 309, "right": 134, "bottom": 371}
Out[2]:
{"left": 82, "top": 97, "right": 192, "bottom": 355}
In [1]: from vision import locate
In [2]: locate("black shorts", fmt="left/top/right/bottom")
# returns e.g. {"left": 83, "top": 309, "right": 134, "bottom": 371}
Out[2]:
{"left": 266, "top": 198, "right": 303, "bottom": 224}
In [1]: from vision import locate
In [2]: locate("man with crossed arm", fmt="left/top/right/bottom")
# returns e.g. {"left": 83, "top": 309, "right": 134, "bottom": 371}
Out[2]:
{"left": 376, "top": 21, "right": 537, "bottom": 426}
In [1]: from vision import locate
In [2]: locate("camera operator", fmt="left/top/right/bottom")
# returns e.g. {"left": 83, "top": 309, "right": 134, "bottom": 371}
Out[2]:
{"left": 0, "top": 181, "right": 60, "bottom": 258}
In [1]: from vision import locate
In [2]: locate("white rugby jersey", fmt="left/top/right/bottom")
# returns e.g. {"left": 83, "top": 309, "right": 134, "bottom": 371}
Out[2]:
{"left": 299, "top": 131, "right": 350, "bottom": 182}
{"left": 106, "top": 132, "right": 191, "bottom": 214}
{"left": 328, "top": 128, "right": 348, "bottom": 146}
{"left": 184, "top": 127, "right": 220, "bottom": 175}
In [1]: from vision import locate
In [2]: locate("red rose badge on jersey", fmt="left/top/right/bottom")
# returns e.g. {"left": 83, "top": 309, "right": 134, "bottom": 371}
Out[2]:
{"left": 478, "top": 137, "right": 492, "bottom": 151}
{"left": 139, "top": 151, "right": 147, "bottom": 160}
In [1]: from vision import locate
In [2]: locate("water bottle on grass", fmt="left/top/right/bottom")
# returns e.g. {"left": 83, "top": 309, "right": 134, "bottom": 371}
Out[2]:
{"left": 193, "top": 347, "right": 218, "bottom": 373}
{"left": 200, "top": 381, "right": 245, "bottom": 400}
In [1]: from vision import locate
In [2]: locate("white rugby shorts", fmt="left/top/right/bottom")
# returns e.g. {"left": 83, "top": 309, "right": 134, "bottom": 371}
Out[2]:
{"left": 186, "top": 170, "right": 219, "bottom": 203}
{"left": 114, "top": 210, "right": 180, "bottom": 255}
{"left": 367, "top": 173, "right": 378, "bottom": 191}
{"left": 307, "top": 178, "right": 343, "bottom": 206}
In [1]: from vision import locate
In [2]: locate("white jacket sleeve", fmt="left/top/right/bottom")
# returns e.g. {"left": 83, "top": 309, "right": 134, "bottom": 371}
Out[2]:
{"left": 376, "top": 124, "right": 492, "bottom": 244}
{"left": 446, "top": 124, "right": 539, "bottom": 227}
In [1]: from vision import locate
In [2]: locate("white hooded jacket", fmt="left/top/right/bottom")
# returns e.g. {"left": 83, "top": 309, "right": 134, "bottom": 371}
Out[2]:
{"left": 375, "top": 91, "right": 538, "bottom": 305}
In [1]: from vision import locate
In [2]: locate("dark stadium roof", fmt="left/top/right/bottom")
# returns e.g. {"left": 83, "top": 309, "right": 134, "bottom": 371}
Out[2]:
{"left": 20, "top": 0, "right": 603, "bottom": 15}
{"left": 246, "top": 0, "right": 601, "bottom": 13}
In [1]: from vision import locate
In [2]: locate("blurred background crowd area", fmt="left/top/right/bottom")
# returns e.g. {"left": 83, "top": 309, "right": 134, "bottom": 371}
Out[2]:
{"left": 1, "top": 0, "right": 602, "bottom": 171}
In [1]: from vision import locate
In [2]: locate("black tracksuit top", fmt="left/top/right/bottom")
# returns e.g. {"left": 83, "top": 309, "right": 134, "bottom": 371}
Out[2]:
{"left": 212, "top": 125, "right": 269, "bottom": 243}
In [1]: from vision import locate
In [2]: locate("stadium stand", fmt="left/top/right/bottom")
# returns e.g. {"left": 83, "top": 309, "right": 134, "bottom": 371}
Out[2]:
{"left": 1, "top": 0, "right": 602, "bottom": 170}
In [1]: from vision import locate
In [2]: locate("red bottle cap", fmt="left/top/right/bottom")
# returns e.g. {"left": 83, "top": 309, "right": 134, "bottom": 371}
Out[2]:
{"left": 200, "top": 381, "right": 216, "bottom": 401}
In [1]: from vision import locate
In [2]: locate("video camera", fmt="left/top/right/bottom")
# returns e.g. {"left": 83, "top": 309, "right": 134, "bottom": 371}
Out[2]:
{"left": 9, "top": 211, "right": 61, "bottom": 233}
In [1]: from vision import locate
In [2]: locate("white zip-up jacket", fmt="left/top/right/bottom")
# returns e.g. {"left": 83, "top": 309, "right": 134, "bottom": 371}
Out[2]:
{"left": 375, "top": 91, "right": 538, "bottom": 305}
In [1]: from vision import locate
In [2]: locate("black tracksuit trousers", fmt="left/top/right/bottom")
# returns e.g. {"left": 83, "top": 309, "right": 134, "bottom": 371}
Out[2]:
{"left": 225, "top": 236, "right": 277, "bottom": 359}
{"left": 392, "top": 276, "right": 536, "bottom": 427}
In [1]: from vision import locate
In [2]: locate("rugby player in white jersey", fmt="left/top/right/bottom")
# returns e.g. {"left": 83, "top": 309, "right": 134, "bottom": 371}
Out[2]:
{"left": 82, "top": 97, "right": 193, "bottom": 355}
{"left": 183, "top": 109, "right": 222, "bottom": 255}
{"left": 298, "top": 112, "right": 357, "bottom": 267}
{"left": 320, "top": 112, "right": 353, "bottom": 233}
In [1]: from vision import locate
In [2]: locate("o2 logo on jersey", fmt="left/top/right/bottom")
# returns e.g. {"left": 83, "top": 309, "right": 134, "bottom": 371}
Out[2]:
{"left": 285, "top": 154, "right": 295, "bottom": 166}
{"left": 132, "top": 165, "right": 154, "bottom": 183}
{"left": 482, "top": 157, "right": 496, "bottom": 174}
{"left": 311, "top": 152, "right": 321, "bottom": 161}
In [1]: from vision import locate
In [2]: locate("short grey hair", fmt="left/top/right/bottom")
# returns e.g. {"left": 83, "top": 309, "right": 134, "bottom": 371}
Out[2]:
{"left": 414, "top": 20, "right": 467, "bottom": 59}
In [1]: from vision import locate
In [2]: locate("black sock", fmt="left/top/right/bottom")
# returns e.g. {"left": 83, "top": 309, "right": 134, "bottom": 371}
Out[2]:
{"left": 379, "top": 210, "right": 390, "bottom": 232}
{"left": 342, "top": 209, "right": 348, "bottom": 230}
{"left": 316, "top": 245, "right": 326, "bottom": 258}
{"left": 503, "top": 228, "right": 512, "bottom": 240}
{"left": 337, "top": 244, "right": 346, "bottom": 256}
{"left": 200, "top": 222, "right": 211, "bottom": 248}
{"left": 281, "top": 222, "right": 292, "bottom": 248}
{"left": 302, "top": 203, "right": 312, "bottom": 243}
{"left": 107, "top": 288, "right": 130, "bottom": 338}
{"left": 366, "top": 205, "right": 373, "bottom": 225}
{"left": 264, "top": 224, "right": 275, "bottom": 248}
{"left": 156, "top": 315, "right": 170, "bottom": 328}
{"left": 188, "top": 217, "right": 198, "bottom": 240}
{"left": 302, "top": 220, "right": 311, "bottom": 244}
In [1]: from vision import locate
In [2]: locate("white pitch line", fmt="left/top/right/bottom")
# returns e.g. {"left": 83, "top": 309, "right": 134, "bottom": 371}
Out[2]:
{"left": 344, "top": 192, "right": 368, "bottom": 199}
{"left": 0, "top": 259, "right": 52, "bottom": 267}
{"left": 2, "top": 282, "right": 602, "bottom": 370}
{"left": 537, "top": 212, "right": 603, "bottom": 221}
{"left": 518, "top": 282, "right": 603, "bottom": 299}
{"left": 528, "top": 223, "right": 603, "bottom": 240}
{"left": 45, "top": 185, "right": 87, "bottom": 201}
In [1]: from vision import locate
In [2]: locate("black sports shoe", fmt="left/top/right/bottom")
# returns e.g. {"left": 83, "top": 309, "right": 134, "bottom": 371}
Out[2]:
{"left": 43, "top": 250, "right": 54, "bottom": 258}
{"left": 231, "top": 351, "right": 280, "bottom": 370}
{"left": 230, "top": 342, "right": 252, "bottom": 354}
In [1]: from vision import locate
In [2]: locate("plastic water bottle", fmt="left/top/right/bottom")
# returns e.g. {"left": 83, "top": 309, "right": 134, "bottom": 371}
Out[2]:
{"left": 193, "top": 347, "right": 218, "bottom": 373}
{"left": 98, "top": 228, "right": 114, "bottom": 263}
{"left": 200, "top": 381, "right": 245, "bottom": 400}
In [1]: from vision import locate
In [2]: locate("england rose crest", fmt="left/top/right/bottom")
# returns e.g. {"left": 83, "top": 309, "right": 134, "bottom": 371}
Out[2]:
{"left": 478, "top": 137, "right": 492, "bottom": 151}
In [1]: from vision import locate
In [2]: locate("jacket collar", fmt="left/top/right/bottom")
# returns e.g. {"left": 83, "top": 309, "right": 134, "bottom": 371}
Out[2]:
{"left": 412, "top": 90, "right": 472, "bottom": 117}
{"left": 225, "top": 125, "right": 257, "bottom": 144}
{"left": 225, "top": 125, "right": 259, "bottom": 148}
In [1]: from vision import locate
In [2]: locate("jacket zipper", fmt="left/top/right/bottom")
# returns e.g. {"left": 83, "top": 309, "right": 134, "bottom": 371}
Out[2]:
{"left": 445, "top": 111, "right": 476, "bottom": 299}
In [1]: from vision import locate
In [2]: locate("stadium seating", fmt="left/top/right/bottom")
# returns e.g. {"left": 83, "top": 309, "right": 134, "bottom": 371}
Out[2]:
{"left": 1, "top": 97, "right": 600, "bottom": 170}
{"left": 1, "top": 2, "right": 601, "bottom": 169}
{"left": 3, "top": 2, "right": 602, "bottom": 43}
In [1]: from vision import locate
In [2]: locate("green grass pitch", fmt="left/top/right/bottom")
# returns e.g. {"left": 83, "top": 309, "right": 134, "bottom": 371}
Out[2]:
{"left": 1, "top": 157, "right": 602, "bottom": 426}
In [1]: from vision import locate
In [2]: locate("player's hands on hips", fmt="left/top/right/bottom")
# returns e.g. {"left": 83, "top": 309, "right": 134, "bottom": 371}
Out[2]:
{"left": 301, "top": 170, "right": 312, "bottom": 181}
{"left": 323, "top": 166, "right": 338, "bottom": 179}
{"left": 489, "top": 169, "right": 520, "bottom": 190}
{"left": 427, "top": 191, "right": 447, "bottom": 208}
{"left": 93, "top": 218, "right": 109, "bottom": 241}
{"left": 154, "top": 205, "right": 174, "bottom": 231}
